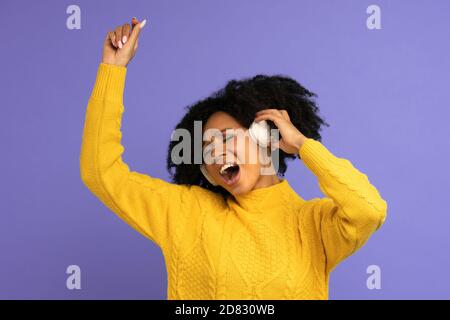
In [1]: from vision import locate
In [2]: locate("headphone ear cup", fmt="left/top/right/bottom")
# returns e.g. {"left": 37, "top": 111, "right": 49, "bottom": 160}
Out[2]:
{"left": 249, "top": 120, "right": 271, "bottom": 147}
{"left": 200, "top": 165, "right": 218, "bottom": 186}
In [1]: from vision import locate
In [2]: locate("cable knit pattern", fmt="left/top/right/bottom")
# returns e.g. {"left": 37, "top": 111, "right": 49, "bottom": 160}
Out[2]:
{"left": 80, "top": 63, "right": 388, "bottom": 300}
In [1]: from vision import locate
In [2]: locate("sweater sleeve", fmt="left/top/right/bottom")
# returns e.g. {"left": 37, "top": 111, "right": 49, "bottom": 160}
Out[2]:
{"left": 299, "top": 138, "right": 387, "bottom": 273}
{"left": 80, "top": 63, "right": 195, "bottom": 250}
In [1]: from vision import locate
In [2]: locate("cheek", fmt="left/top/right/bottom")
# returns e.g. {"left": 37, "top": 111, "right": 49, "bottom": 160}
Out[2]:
{"left": 240, "top": 163, "right": 261, "bottom": 184}
{"left": 236, "top": 142, "right": 262, "bottom": 184}
{"left": 237, "top": 136, "right": 260, "bottom": 165}
{"left": 204, "top": 163, "right": 221, "bottom": 179}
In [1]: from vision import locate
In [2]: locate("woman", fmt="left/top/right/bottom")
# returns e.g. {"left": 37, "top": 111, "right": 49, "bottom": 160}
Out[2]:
{"left": 80, "top": 17, "right": 387, "bottom": 300}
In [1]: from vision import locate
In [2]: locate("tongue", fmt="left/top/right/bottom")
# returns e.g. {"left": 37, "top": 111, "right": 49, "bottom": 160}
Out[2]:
{"left": 225, "top": 170, "right": 234, "bottom": 181}
{"left": 223, "top": 166, "right": 239, "bottom": 184}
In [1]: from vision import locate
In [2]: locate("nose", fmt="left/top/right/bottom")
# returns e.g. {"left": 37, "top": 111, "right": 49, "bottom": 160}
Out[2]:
{"left": 204, "top": 131, "right": 250, "bottom": 164}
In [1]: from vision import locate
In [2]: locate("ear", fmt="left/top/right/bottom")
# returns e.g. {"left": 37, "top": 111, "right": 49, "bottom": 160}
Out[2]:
{"left": 200, "top": 164, "right": 218, "bottom": 186}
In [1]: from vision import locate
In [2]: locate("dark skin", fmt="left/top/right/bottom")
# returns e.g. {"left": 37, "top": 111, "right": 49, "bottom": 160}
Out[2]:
{"left": 202, "top": 110, "right": 307, "bottom": 195}
{"left": 102, "top": 18, "right": 308, "bottom": 196}
{"left": 102, "top": 17, "right": 146, "bottom": 67}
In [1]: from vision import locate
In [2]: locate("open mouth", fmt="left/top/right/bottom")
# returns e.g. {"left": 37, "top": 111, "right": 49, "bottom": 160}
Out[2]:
{"left": 219, "top": 162, "right": 241, "bottom": 185}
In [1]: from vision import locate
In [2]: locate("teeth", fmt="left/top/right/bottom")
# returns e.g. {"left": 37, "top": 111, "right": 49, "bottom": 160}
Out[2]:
{"left": 220, "top": 163, "right": 236, "bottom": 175}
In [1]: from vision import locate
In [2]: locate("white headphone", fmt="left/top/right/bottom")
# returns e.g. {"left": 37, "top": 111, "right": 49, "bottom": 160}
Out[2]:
{"left": 200, "top": 120, "right": 271, "bottom": 186}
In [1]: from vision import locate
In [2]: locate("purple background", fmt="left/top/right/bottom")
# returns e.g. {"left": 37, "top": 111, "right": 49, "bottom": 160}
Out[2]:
{"left": 1, "top": 0, "right": 449, "bottom": 299}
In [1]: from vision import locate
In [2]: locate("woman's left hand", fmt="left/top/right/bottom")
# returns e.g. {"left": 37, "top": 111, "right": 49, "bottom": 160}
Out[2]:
{"left": 254, "top": 109, "right": 307, "bottom": 154}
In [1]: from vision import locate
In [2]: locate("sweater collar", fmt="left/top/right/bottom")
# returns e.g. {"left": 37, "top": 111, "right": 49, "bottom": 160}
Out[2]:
{"left": 227, "top": 179, "right": 296, "bottom": 212}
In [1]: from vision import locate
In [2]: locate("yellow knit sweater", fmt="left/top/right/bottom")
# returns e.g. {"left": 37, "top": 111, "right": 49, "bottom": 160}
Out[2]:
{"left": 80, "top": 63, "right": 387, "bottom": 300}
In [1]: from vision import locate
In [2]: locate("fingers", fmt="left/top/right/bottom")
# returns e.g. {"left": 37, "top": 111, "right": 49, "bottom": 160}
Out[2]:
{"left": 255, "top": 109, "right": 291, "bottom": 127}
{"left": 107, "top": 31, "right": 117, "bottom": 48}
{"left": 131, "top": 18, "right": 139, "bottom": 50}
{"left": 255, "top": 109, "right": 283, "bottom": 123}
{"left": 122, "top": 23, "right": 131, "bottom": 44}
{"left": 131, "top": 17, "right": 139, "bottom": 28}
{"left": 254, "top": 113, "right": 284, "bottom": 129}
{"left": 256, "top": 109, "right": 289, "bottom": 119}
{"left": 114, "top": 22, "right": 134, "bottom": 49}
{"left": 128, "top": 18, "right": 146, "bottom": 48}
{"left": 280, "top": 109, "right": 290, "bottom": 121}
{"left": 115, "top": 25, "right": 125, "bottom": 48}
{"left": 106, "top": 18, "right": 146, "bottom": 52}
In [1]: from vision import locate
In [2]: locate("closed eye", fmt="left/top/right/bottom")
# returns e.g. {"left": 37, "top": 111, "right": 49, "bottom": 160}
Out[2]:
{"left": 203, "top": 132, "right": 236, "bottom": 158}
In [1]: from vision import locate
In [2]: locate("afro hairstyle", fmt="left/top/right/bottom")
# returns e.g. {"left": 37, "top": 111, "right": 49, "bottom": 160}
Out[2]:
{"left": 166, "top": 74, "right": 329, "bottom": 198}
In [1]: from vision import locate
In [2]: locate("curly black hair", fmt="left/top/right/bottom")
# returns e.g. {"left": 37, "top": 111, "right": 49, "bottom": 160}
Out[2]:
{"left": 166, "top": 74, "right": 329, "bottom": 198}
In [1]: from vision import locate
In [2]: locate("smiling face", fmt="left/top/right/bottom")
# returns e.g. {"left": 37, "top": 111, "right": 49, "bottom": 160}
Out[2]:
{"left": 202, "top": 111, "right": 279, "bottom": 196}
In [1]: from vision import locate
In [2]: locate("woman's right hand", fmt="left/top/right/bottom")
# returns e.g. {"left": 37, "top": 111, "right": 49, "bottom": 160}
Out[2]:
{"left": 102, "top": 17, "right": 147, "bottom": 67}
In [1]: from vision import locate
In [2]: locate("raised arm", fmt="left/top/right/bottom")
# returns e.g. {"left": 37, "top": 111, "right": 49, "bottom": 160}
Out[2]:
{"left": 80, "top": 18, "right": 196, "bottom": 250}
{"left": 253, "top": 108, "right": 387, "bottom": 273}
{"left": 299, "top": 138, "right": 387, "bottom": 273}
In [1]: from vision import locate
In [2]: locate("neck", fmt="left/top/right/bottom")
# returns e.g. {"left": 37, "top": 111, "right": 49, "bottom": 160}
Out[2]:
{"left": 252, "top": 174, "right": 280, "bottom": 190}
{"left": 229, "top": 177, "right": 293, "bottom": 212}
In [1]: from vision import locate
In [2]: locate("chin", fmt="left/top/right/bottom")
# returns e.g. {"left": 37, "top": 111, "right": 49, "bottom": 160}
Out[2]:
{"left": 227, "top": 185, "right": 248, "bottom": 196}
{"left": 224, "top": 174, "right": 257, "bottom": 196}
{"left": 214, "top": 163, "right": 259, "bottom": 196}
